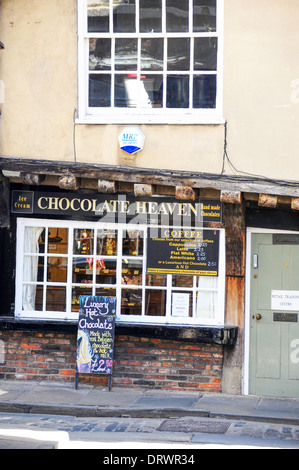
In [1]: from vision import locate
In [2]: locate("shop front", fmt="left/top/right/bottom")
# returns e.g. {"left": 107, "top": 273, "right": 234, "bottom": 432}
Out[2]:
{"left": 0, "top": 183, "right": 238, "bottom": 391}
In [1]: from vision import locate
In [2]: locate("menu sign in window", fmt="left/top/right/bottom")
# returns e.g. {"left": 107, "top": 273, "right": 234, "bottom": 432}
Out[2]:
{"left": 147, "top": 228, "right": 219, "bottom": 276}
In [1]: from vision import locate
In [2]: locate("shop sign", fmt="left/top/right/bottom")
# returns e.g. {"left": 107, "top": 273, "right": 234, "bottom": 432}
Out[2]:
{"left": 11, "top": 190, "right": 33, "bottom": 214}
{"left": 76, "top": 295, "right": 116, "bottom": 391}
{"left": 146, "top": 228, "right": 219, "bottom": 276}
{"left": 11, "top": 190, "right": 222, "bottom": 225}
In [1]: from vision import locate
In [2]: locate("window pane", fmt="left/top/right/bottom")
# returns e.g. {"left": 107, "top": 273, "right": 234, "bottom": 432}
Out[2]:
{"left": 24, "top": 227, "right": 44, "bottom": 254}
{"left": 23, "top": 256, "right": 44, "bottom": 282}
{"left": 46, "top": 287, "right": 66, "bottom": 312}
{"left": 195, "top": 290, "right": 217, "bottom": 318}
{"left": 121, "top": 288, "right": 142, "bottom": 315}
{"left": 166, "top": 0, "right": 189, "bottom": 32}
{"left": 145, "top": 290, "right": 166, "bottom": 316}
{"left": 122, "top": 259, "right": 142, "bottom": 285}
{"left": 141, "top": 75, "right": 163, "bottom": 108}
{"left": 72, "top": 286, "right": 93, "bottom": 311}
{"left": 95, "top": 287, "right": 116, "bottom": 297}
{"left": 89, "top": 74, "right": 111, "bottom": 107}
{"left": 115, "top": 75, "right": 133, "bottom": 107}
{"left": 172, "top": 275, "right": 194, "bottom": 288}
{"left": 47, "top": 257, "right": 67, "bottom": 283}
{"left": 48, "top": 228, "right": 68, "bottom": 254}
{"left": 122, "top": 230, "right": 144, "bottom": 256}
{"left": 113, "top": 0, "right": 136, "bottom": 33}
{"left": 73, "top": 229, "right": 94, "bottom": 255}
{"left": 194, "top": 38, "right": 217, "bottom": 71}
{"left": 88, "top": 0, "right": 110, "bottom": 32}
{"left": 72, "top": 257, "right": 94, "bottom": 284}
{"left": 97, "top": 230, "right": 117, "bottom": 255}
{"left": 193, "top": 74, "right": 216, "bottom": 108}
{"left": 115, "top": 39, "right": 137, "bottom": 71}
{"left": 193, "top": 0, "right": 216, "bottom": 32}
{"left": 95, "top": 259, "right": 117, "bottom": 284}
{"left": 167, "top": 38, "right": 190, "bottom": 71}
{"left": 89, "top": 39, "right": 111, "bottom": 70}
{"left": 23, "top": 285, "right": 43, "bottom": 311}
{"left": 141, "top": 38, "right": 163, "bottom": 71}
{"left": 171, "top": 292, "right": 192, "bottom": 317}
{"left": 146, "top": 273, "right": 167, "bottom": 286}
{"left": 140, "top": 0, "right": 162, "bottom": 32}
{"left": 167, "top": 75, "right": 189, "bottom": 108}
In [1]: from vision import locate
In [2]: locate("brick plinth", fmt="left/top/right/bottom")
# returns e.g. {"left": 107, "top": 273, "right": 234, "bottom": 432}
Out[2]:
{"left": 0, "top": 330, "right": 223, "bottom": 392}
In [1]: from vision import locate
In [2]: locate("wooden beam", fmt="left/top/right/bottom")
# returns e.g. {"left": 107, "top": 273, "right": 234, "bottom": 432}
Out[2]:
{"left": 21, "top": 173, "right": 45, "bottom": 186}
{"left": 98, "top": 179, "right": 116, "bottom": 193}
{"left": 58, "top": 175, "right": 79, "bottom": 190}
{"left": 291, "top": 197, "right": 299, "bottom": 211}
{"left": 175, "top": 186, "right": 196, "bottom": 201}
{"left": 258, "top": 193, "right": 278, "bottom": 208}
{"left": 134, "top": 183, "right": 154, "bottom": 197}
{"left": 220, "top": 190, "right": 242, "bottom": 204}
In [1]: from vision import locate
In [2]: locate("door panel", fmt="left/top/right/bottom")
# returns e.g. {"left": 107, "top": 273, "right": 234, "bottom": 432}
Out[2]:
{"left": 249, "top": 233, "right": 299, "bottom": 397}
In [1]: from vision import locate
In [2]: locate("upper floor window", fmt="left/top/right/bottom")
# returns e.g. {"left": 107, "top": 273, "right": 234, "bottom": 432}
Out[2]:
{"left": 78, "top": 0, "right": 224, "bottom": 124}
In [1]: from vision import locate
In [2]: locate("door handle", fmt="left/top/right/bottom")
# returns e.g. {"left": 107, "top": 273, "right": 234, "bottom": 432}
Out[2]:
{"left": 256, "top": 313, "right": 262, "bottom": 321}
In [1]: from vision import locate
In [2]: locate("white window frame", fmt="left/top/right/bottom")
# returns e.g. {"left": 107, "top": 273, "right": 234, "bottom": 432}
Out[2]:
{"left": 77, "top": 0, "right": 224, "bottom": 125}
{"left": 15, "top": 218, "right": 225, "bottom": 326}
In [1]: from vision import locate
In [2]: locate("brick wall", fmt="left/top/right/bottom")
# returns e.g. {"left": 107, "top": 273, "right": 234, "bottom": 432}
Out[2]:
{"left": 0, "top": 330, "right": 223, "bottom": 392}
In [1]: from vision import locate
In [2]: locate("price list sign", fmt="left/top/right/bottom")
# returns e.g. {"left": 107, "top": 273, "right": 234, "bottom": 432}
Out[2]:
{"left": 147, "top": 228, "right": 219, "bottom": 276}
{"left": 75, "top": 295, "right": 116, "bottom": 390}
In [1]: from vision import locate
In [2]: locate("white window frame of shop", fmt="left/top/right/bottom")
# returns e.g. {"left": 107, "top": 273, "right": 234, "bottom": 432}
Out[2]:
{"left": 15, "top": 218, "right": 225, "bottom": 326}
{"left": 77, "top": 0, "right": 224, "bottom": 125}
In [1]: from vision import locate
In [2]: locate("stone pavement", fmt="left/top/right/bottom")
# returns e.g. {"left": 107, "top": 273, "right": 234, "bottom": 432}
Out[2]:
{"left": 0, "top": 379, "right": 299, "bottom": 424}
{"left": 0, "top": 380, "right": 299, "bottom": 448}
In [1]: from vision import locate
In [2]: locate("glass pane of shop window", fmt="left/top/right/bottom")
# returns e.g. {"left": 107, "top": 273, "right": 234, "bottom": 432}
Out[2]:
{"left": 46, "top": 286, "right": 66, "bottom": 312}
{"left": 172, "top": 275, "right": 194, "bottom": 288}
{"left": 72, "top": 257, "right": 94, "bottom": 284}
{"left": 22, "top": 284, "right": 43, "bottom": 311}
{"left": 122, "top": 230, "right": 144, "bottom": 256}
{"left": 88, "top": 0, "right": 110, "bottom": 32}
{"left": 95, "top": 258, "right": 117, "bottom": 284}
{"left": 23, "top": 255, "right": 44, "bottom": 283}
{"left": 171, "top": 292, "right": 193, "bottom": 317}
{"left": 122, "top": 259, "right": 143, "bottom": 285}
{"left": 95, "top": 287, "right": 116, "bottom": 297}
{"left": 141, "top": 38, "right": 163, "bottom": 71}
{"left": 121, "top": 288, "right": 142, "bottom": 315}
{"left": 71, "top": 286, "right": 93, "bottom": 312}
{"left": 73, "top": 229, "right": 94, "bottom": 255}
{"left": 24, "top": 227, "right": 45, "bottom": 254}
{"left": 97, "top": 230, "right": 117, "bottom": 255}
{"left": 48, "top": 227, "right": 68, "bottom": 254}
{"left": 195, "top": 290, "right": 217, "bottom": 318}
{"left": 167, "top": 38, "right": 190, "bottom": 71}
{"left": 145, "top": 290, "right": 166, "bottom": 316}
{"left": 146, "top": 273, "right": 167, "bottom": 287}
{"left": 47, "top": 257, "right": 67, "bottom": 283}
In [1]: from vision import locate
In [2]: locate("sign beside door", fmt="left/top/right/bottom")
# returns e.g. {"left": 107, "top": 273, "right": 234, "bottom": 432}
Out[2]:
{"left": 271, "top": 290, "right": 299, "bottom": 311}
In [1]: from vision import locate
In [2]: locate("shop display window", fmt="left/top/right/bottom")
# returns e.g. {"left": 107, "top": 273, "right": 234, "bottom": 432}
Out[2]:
{"left": 16, "top": 219, "right": 225, "bottom": 325}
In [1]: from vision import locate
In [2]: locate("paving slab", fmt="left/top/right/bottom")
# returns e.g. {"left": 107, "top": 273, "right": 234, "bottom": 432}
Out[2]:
{"left": 194, "top": 394, "right": 260, "bottom": 417}
{"left": 253, "top": 397, "right": 299, "bottom": 420}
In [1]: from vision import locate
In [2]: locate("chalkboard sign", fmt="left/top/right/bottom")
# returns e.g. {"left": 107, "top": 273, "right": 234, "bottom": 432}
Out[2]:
{"left": 147, "top": 228, "right": 219, "bottom": 276}
{"left": 75, "top": 295, "right": 116, "bottom": 390}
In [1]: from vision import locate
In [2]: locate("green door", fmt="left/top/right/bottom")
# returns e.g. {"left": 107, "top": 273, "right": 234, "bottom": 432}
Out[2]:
{"left": 250, "top": 233, "right": 299, "bottom": 397}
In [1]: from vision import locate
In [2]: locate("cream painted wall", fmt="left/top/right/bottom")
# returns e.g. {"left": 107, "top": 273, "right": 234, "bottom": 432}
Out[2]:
{"left": 1, "top": 0, "right": 299, "bottom": 180}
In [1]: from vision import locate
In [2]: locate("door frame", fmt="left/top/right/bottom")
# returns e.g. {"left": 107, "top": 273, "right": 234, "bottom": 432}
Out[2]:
{"left": 244, "top": 227, "right": 299, "bottom": 395}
